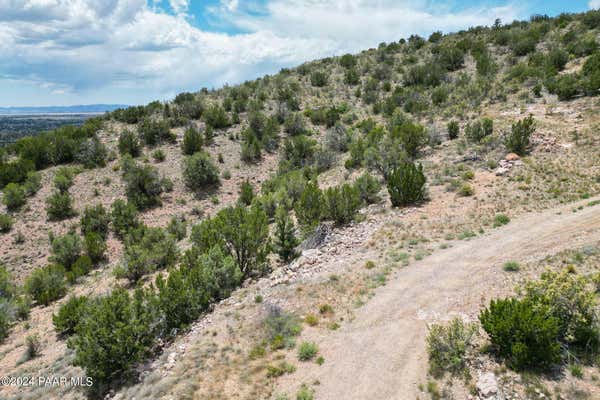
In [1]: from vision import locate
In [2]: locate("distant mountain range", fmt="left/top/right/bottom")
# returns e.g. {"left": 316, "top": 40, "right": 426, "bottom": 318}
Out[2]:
{"left": 0, "top": 104, "right": 129, "bottom": 115}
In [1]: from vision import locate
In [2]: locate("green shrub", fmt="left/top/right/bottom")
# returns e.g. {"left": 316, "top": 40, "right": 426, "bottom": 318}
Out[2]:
{"left": 296, "top": 385, "right": 314, "bottom": 400}
{"left": 183, "top": 152, "right": 220, "bottom": 191}
{"left": 121, "top": 158, "right": 163, "bottom": 210}
{"left": 23, "top": 171, "right": 42, "bottom": 196}
{"left": 265, "top": 305, "right": 302, "bottom": 349}
{"left": 0, "top": 266, "right": 15, "bottom": 301}
{"left": 69, "top": 288, "right": 156, "bottom": 393}
{"left": 24, "top": 264, "right": 67, "bottom": 306}
{"left": 493, "top": 214, "right": 510, "bottom": 227}
{"left": 139, "top": 118, "right": 174, "bottom": 146}
{"left": 325, "top": 124, "right": 351, "bottom": 152}
{"left": 160, "top": 246, "right": 241, "bottom": 333}
{"left": 503, "top": 261, "right": 520, "bottom": 272}
{"left": 121, "top": 227, "right": 179, "bottom": 283}
{"left": 152, "top": 149, "right": 165, "bottom": 162}
{"left": 20, "top": 334, "right": 41, "bottom": 363}
{"left": 323, "top": 184, "right": 362, "bottom": 225}
{"left": 295, "top": 182, "right": 323, "bottom": 228}
{"left": 284, "top": 112, "right": 307, "bottom": 136}
{"left": 53, "top": 167, "right": 75, "bottom": 192}
{"left": 274, "top": 207, "right": 299, "bottom": 263}
{"left": 3, "top": 183, "right": 26, "bottom": 211}
{"left": 167, "top": 216, "right": 187, "bottom": 241}
{"left": 182, "top": 127, "right": 204, "bottom": 155}
{"left": 53, "top": 295, "right": 89, "bottom": 336}
{"left": 84, "top": 232, "right": 107, "bottom": 263}
{"left": 180, "top": 245, "right": 242, "bottom": 303}
{"left": 511, "top": 36, "right": 537, "bottom": 56}
{"left": 505, "top": 115, "right": 535, "bottom": 155}
{"left": 339, "top": 53, "right": 356, "bottom": 68}
{"left": 310, "top": 71, "right": 328, "bottom": 87}
{"left": 522, "top": 270, "right": 600, "bottom": 354}
{"left": 46, "top": 191, "right": 76, "bottom": 220}
{"left": 0, "top": 214, "right": 13, "bottom": 233}
{"left": 0, "top": 305, "right": 9, "bottom": 342}
{"left": 480, "top": 298, "right": 560, "bottom": 370}
{"left": 546, "top": 48, "right": 569, "bottom": 72}
{"left": 111, "top": 199, "right": 139, "bottom": 239}
{"left": 281, "top": 135, "right": 317, "bottom": 171}
{"left": 354, "top": 173, "right": 381, "bottom": 204}
{"left": 387, "top": 162, "right": 426, "bottom": 207}
{"left": 447, "top": 121, "right": 459, "bottom": 140}
{"left": 191, "top": 205, "right": 270, "bottom": 278}
{"left": 582, "top": 52, "right": 600, "bottom": 94}
{"left": 457, "top": 183, "right": 474, "bottom": 197}
{"left": 549, "top": 74, "right": 581, "bottom": 100}
{"left": 390, "top": 120, "right": 428, "bottom": 158}
{"left": 404, "top": 63, "right": 445, "bottom": 87}
{"left": 0, "top": 158, "right": 34, "bottom": 189}
{"left": 431, "top": 86, "right": 449, "bottom": 105}
{"left": 427, "top": 318, "right": 476, "bottom": 377}
{"left": 67, "top": 255, "right": 93, "bottom": 283}
{"left": 344, "top": 68, "right": 360, "bottom": 85}
{"left": 266, "top": 362, "right": 296, "bottom": 377}
{"left": 118, "top": 129, "right": 141, "bottom": 157}
{"left": 50, "top": 232, "right": 82, "bottom": 269}
{"left": 76, "top": 136, "right": 108, "bottom": 168}
{"left": 298, "top": 342, "right": 318, "bottom": 361}
{"left": 241, "top": 130, "right": 263, "bottom": 163}
{"left": 465, "top": 118, "right": 493, "bottom": 142}
{"left": 436, "top": 45, "right": 465, "bottom": 71}
{"left": 80, "top": 204, "right": 110, "bottom": 239}
{"left": 203, "top": 104, "right": 230, "bottom": 129}
{"left": 238, "top": 180, "right": 254, "bottom": 206}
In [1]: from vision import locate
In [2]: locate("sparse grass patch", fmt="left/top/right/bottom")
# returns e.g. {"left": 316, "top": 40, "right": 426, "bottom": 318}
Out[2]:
{"left": 298, "top": 342, "right": 318, "bottom": 361}
{"left": 304, "top": 314, "right": 318, "bottom": 327}
{"left": 364, "top": 260, "right": 376, "bottom": 269}
{"left": 426, "top": 380, "right": 441, "bottom": 400}
{"left": 457, "top": 230, "right": 476, "bottom": 240}
{"left": 265, "top": 306, "right": 302, "bottom": 350}
{"left": 493, "top": 214, "right": 510, "bottom": 227}
{"left": 503, "top": 261, "right": 520, "bottom": 272}
{"left": 569, "top": 363, "right": 583, "bottom": 378}
{"left": 296, "top": 384, "right": 314, "bottom": 400}
{"left": 319, "top": 304, "right": 334, "bottom": 315}
{"left": 249, "top": 344, "right": 266, "bottom": 360}
{"left": 266, "top": 361, "right": 296, "bottom": 377}
{"left": 427, "top": 318, "right": 476, "bottom": 378}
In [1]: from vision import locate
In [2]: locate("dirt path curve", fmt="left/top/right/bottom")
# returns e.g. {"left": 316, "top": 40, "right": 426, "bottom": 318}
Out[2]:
{"left": 277, "top": 197, "right": 600, "bottom": 400}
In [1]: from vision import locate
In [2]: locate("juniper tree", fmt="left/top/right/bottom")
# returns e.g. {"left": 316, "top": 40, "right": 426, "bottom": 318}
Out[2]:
{"left": 274, "top": 207, "right": 299, "bottom": 263}
{"left": 387, "top": 161, "right": 426, "bottom": 207}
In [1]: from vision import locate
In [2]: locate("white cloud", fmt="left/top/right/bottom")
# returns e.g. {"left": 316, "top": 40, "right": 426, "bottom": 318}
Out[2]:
{"left": 0, "top": 0, "right": 525, "bottom": 105}
{"left": 590, "top": 0, "right": 600, "bottom": 9}
{"left": 221, "top": 0, "right": 239, "bottom": 13}
{"left": 168, "top": 0, "right": 188, "bottom": 14}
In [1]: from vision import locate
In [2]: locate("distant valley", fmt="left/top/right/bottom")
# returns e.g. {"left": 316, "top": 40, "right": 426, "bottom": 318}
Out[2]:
{"left": 0, "top": 105, "right": 129, "bottom": 144}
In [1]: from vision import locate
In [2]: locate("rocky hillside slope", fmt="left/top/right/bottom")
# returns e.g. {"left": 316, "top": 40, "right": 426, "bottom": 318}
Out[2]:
{"left": 1, "top": 10, "right": 600, "bottom": 400}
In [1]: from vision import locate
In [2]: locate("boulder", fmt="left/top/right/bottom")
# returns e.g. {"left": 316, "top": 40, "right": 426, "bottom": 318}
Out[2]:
{"left": 477, "top": 372, "right": 499, "bottom": 399}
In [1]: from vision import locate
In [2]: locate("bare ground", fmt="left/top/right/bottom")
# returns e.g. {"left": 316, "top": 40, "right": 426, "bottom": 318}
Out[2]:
{"left": 275, "top": 196, "right": 600, "bottom": 399}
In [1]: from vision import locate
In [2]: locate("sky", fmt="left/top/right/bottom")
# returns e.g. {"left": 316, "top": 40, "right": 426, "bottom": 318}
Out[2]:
{"left": 0, "top": 0, "right": 598, "bottom": 107}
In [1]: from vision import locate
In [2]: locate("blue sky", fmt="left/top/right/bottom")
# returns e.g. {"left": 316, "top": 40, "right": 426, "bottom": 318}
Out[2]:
{"left": 0, "top": 0, "right": 597, "bottom": 107}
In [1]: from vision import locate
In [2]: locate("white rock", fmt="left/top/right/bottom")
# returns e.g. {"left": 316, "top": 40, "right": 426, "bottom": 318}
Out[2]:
{"left": 477, "top": 372, "right": 498, "bottom": 398}
{"left": 495, "top": 166, "right": 510, "bottom": 176}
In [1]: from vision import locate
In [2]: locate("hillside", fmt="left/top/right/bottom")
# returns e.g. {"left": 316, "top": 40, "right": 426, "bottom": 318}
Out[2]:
{"left": 1, "top": 10, "right": 600, "bottom": 400}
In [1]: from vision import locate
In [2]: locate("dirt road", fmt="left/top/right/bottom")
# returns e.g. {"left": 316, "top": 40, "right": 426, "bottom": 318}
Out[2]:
{"left": 277, "top": 197, "right": 600, "bottom": 399}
